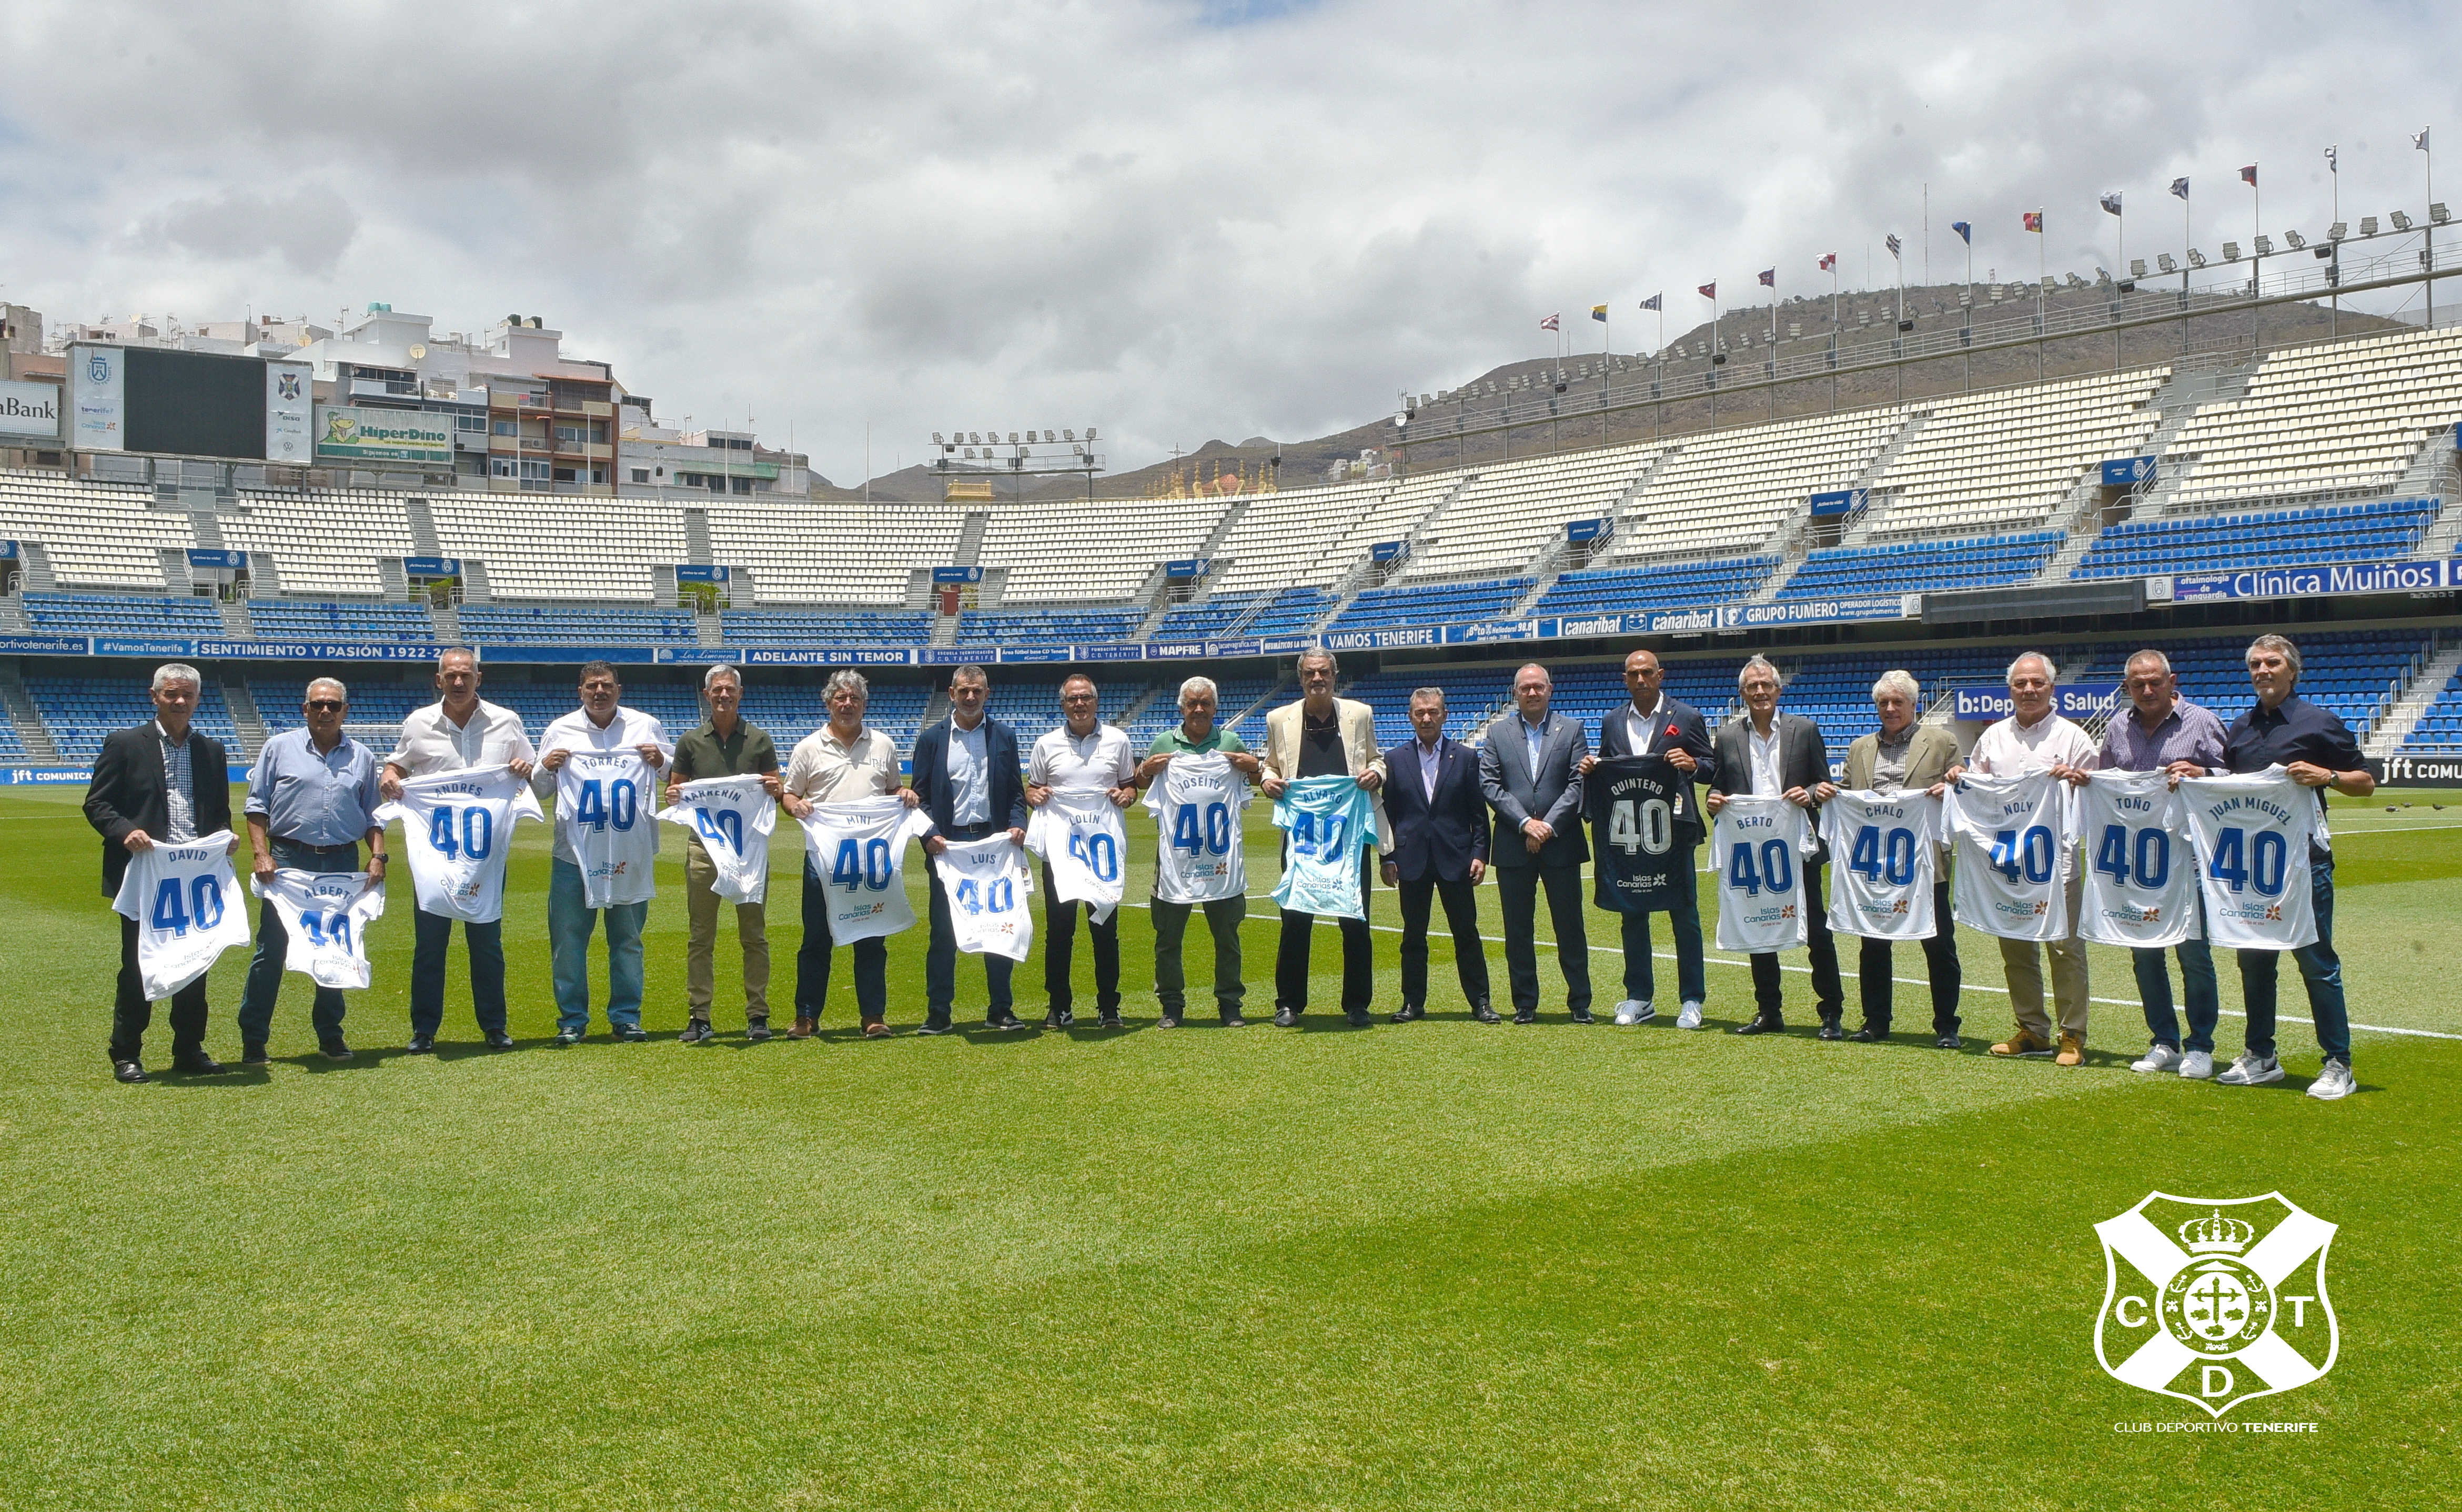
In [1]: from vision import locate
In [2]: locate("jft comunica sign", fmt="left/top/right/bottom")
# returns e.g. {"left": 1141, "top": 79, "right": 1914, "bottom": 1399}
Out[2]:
{"left": 314, "top": 405, "right": 454, "bottom": 465}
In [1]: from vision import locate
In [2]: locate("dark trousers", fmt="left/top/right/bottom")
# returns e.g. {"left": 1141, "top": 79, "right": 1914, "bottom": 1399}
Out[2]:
{"left": 1041, "top": 861, "right": 1120, "bottom": 1013}
{"left": 2134, "top": 938, "right": 2219, "bottom": 1053}
{"left": 410, "top": 907, "right": 507, "bottom": 1037}
{"left": 2237, "top": 855, "right": 2351, "bottom": 1065}
{"left": 1154, "top": 895, "right": 1246, "bottom": 1017}
{"left": 1619, "top": 844, "right": 1706, "bottom": 1005}
{"left": 110, "top": 914, "right": 210, "bottom": 1065}
{"left": 1747, "top": 857, "right": 1843, "bottom": 1023}
{"left": 1496, "top": 861, "right": 1592, "bottom": 1013}
{"left": 798, "top": 859, "right": 889, "bottom": 1022}
{"left": 1853, "top": 877, "right": 1962, "bottom": 1034}
{"left": 1397, "top": 872, "right": 1491, "bottom": 1010}
{"left": 1274, "top": 850, "right": 1374, "bottom": 1013}
{"left": 925, "top": 822, "right": 1014, "bottom": 1025}
{"left": 236, "top": 837, "right": 359, "bottom": 1048}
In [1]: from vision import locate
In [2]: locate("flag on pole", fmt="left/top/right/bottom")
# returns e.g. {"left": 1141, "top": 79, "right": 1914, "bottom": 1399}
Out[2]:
{"left": 2241, "top": 164, "right": 2258, "bottom": 186}
{"left": 1885, "top": 234, "right": 1902, "bottom": 258}
{"left": 2100, "top": 192, "right": 2123, "bottom": 216}
{"left": 1539, "top": 313, "right": 1559, "bottom": 331}
{"left": 1697, "top": 282, "right": 1717, "bottom": 300}
{"left": 2170, "top": 177, "right": 2190, "bottom": 200}
{"left": 1590, "top": 305, "right": 1608, "bottom": 322}
{"left": 2023, "top": 211, "right": 2043, "bottom": 233}
{"left": 2416, "top": 127, "right": 2431, "bottom": 152}
{"left": 1951, "top": 220, "right": 1972, "bottom": 244}
{"left": 1639, "top": 293, "right": 1661, "bottom": 310}
{"left": 1757, "top": 268, "right": 1775, "bottom": 287}
{"left": 1818, "top": 251, "right": 1837, "bottom": 271}
{"left": 2325, "top": 145, "right": 2338, "bottom": 173}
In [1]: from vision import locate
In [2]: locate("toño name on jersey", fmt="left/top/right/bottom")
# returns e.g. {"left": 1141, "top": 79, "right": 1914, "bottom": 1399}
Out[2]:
{"left": 1948, "top": 770, "right": 2075, "bottom": 941}
{"left": 112, "top": 831, "right": 253, "bottom": 1000}
{"left": 1025, "top": 789, "right": 1127, "bottom": 923}
{"left": 1583, "top": 754, "right": 1687, "bottom": 913}
{"left": 935, "top": 834, "right": 1036, "bottom": 961}
{"left": 797, "top": 797, "right": 935, "bottom": 944}
{"left": 1712, "top": 794, "right": 1811, "bottom": 952}
{"left": 253, "top": 870, "right": 387, "bottom": 989}
{"left": 2076, "top": 769, "right": 2202, "bottom": 949}
{"left": 1144, "top": 752, "right": 1249, "bottom": 904}
{"left": 1270, "top": 775, "right": 1377, "bottom": 919}
{"left": 1817, "top": 790, "right": 1945, "bottom": 941}
{"left": 557, "top": 748, "right": 661, "bottom": 909}
{"left": 374, "top": 765, "right": 547, "bottom": 924}
{"left": 2178, "top": 766, "right": 2320, "bottom": 951}
{"left": 659, "top": 774, "right": 777, "bottom": 905}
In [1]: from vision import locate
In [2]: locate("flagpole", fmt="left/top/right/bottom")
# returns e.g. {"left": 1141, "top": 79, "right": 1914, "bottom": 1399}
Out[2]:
{"left": 2249, "top": 163, "right": 2263, "bottom": 350}
{"left": 2329, "top": 145, "right": 2341, "bottom": 337}
{"left": 2035, "top": 212, "right": 2046, "bottom": 386}
{"left": 2427, "top": 132, "right": 2437, "bottom": 327}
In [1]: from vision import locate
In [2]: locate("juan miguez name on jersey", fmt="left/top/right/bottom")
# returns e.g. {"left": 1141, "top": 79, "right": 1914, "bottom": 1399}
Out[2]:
{"left": 557, "top": 747, "right": 662, "bottom": 909}
{"left": 372, "top": 765, "right": 547, "bottom": 924}
{"left": 1270, "top": 775, "right": 1377, "bottom": 919}
{"left": 112, "top": 831, "right": 252, "bottom": 1000}
{"left": 796, "top": 797, "right": 935, "bottom": 944}
{"left": 1816, "top": 790, "right": 1945, "bottom": 941}
{"left": 2178, "top": 766, "right": 2320, "bottom": 950}
{"left": 2076, "top": 769, "right": 2202, "bottom": 949}
{"left": 1582, "top": 755, "right": 1687, "bottom": 914}
{"left": 1711, "top": 794, "right": 1812, "bottom": 952}
{"left": 658, "top": 774, "right": 777, "bottom": 905}
{"left": 1025, "top": 789, "right": 1127, "bottom": 923}
{"left": 1143, "top": 752, "right": 1249, "bottom": 904}
{"left": 252, "top": 870, "right": 387, "bottom": 990}
{"left": 935, "top": 834, "right": 1036, "bottom": 962}
{"left": 1948, "top": 770, "right": 2076, "bottom": 942}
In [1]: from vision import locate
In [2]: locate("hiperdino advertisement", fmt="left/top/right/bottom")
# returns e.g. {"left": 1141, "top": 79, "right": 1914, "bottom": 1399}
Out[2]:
{"left": 314, "top": 404, "right": 453, "bottom": 465}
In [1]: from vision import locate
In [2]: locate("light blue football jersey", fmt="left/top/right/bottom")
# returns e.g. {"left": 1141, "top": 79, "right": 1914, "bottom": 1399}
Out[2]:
{"left": 1270, "top": 775, "right": 1378, "bottom": 919}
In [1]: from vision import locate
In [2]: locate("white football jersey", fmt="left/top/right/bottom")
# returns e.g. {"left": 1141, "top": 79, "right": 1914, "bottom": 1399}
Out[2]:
{"left": 1817, "top": 790, "right": 1944, "bottom": 941}
{"left": 1948, "top": 770, "right": 2075, "bottom": 942}
{"left": 373, "top": 765, "right": 547, "bottom": 924}
{"left": 252, "top": 870, "right": 387, "bottom": 990}
{"left": 1712, "top": 795, "right": 1812, "bottom": 953}
{"left": 659, "top": 774, "right": 777, "bottom": 905}
{"left": 2076, "top": 769, "right": 2202, "bottom": 950}
{"left": 796, "top": 797, "right": 934, "bottom": 944}
{"left": 1143, "top": 752, "right": 1250, "bottom": 904}
{"left": 1025, "top": 789, "right": 1127, "bottom": 923}
{"left": 556, "top": 747, "right": 662, "bottom": 909}
{"left": 934, "top": 834, "right": 1036, "bottom": 962}
{"left": 2178, "top": 767, "right": 2320, "bottom": 951}
{"left": 113, "top": 832, "right": 252, "bottom": 1000}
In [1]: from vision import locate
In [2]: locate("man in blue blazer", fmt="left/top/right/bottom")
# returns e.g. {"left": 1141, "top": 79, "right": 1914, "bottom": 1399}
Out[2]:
{"left": 909, "top": 664, "right": 1031, "bottom": 1033}
{"left": 1379, "top": 688, "right": 1494, "bottom": 1022}
{"left": 1581, "top": 647, "right": 1718, "bottom": 1028}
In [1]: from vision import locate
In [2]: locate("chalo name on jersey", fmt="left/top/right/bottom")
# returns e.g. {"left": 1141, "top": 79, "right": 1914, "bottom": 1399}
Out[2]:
{"left": 1861, "top": 801, "right": 1912, "bottom": 820}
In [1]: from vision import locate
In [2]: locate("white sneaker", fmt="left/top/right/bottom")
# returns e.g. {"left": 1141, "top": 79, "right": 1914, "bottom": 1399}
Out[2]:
{"left": 1676, "top": 1002, "right": 1704, "bottom": 1030}
{"left": 2178, "top": 1049, "right": 2215, "bottom": 1080}
{"left": 1612, "top": 1000, "right": 1653, "bottom": 1026}
{"left": 2215, "top": 1052, "right": 2283, "bottom": 1087}
{"left": 2306, "top": 1061, "right": 2355, "bottom": 1101}
{"left": 2130, "top": 1044, "right": 2182, "bottom": 1074}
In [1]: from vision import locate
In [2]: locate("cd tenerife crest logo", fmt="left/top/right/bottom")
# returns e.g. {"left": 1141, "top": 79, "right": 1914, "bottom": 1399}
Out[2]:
{"left": 2094, "top": 1192, "right": 2338, "bottom": 1417}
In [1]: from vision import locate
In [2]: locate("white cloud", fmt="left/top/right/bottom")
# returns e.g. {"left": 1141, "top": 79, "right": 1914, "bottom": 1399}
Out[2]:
{"left": 0, "top": 0, "right": 2454, "bottom": 482}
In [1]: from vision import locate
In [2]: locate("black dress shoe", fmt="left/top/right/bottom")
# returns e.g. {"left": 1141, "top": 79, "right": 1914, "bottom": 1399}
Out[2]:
{"left": 1345, "top": 1009, "right": 1373, "bottom": 1028}
{"left": 1157, "top": 1014, "right": 1182, "bottom": 1028}
{"left": 1389, "top": 1004, "right": 1425, "bottom": 1023}
{"left": 1512, "top": 1007, "right": 1538, "bottom": 1024}
{"left": 1815, "top": 1021, "right": 1845, "bottom": 1042}
{"left": 172, "top": 1052, "right": 228, "bottom": 1074}
{"left": 1569, "top": 1007, "right": 1596, "bottom": 1024}
{"left": 406, "top": 1034, "right": 437, "bottom": 1054}
{"left": 1470, "top": 1003, "right": 1501, "bottom": 1024}
{"left": 1272, "top": 1007, "right": 1300, "bottom": 1027}
{"left": 485, "top": 1030, "right": 516, "bottom": 1049}
{"left": 241, "top": 1042, "right": 270, "bottom": 1065}
{"left": 1220, "top": 1012, "right": 1248, "bottom": 1027}
{"left": 1732, "top": 1015, "right": 1784, "bottom": 1035}
{"left": 113, "top": 1061, "right": 148, "bottom": 1084}
{"left": 1935, "top": 1033, "right": 1964, "bottom": 1050}
{"left": 1098, "top": 1011, "right": 1124, "bottom": 1030}
{"left": 321, "top": 1040, "right": 355, "bottom": 1060}
{"left": 1846, "top": 1023, "right": 1891, "bottom": 1043}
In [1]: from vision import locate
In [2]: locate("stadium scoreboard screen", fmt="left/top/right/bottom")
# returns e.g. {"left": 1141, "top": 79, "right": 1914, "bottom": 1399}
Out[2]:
{"left": 125, "top": 348, "right": 264, "bottom": 459}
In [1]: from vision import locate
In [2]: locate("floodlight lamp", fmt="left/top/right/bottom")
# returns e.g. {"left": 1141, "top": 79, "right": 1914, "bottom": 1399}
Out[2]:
{"left": 2283, "top": 230, "right": 2306, "bottom": 249}
{"left": 1007, "top": 432, "right": 1018, "bottom": 444}
{"left": 1063, "top": 428, "right": 1075, "bottom": 441}
{"left": 2223, "top": 241, "right": 2241, "bottom": 261}
{"left": 932, "top": 431, "right": 944, "bottom": 444}
{"left": 1043, "top": 430, "right": 1056, "bottom": 442}
{"left": 2254, "top": 235, "right": 2272, "bottom": 254}
{"left": 2128, "top": 259, "right": 2146, "bottom": 277}
{"left": 2186, "top": 249, "right": 2206, "bottom": 268}
{"left": 2156, "top": 253, "right": 2176, "bottom": 273}
{"left": 2392, "top": 211, "right": 2415, "bottom": 231}
{"left": 2315, "top": 245, "right": 2334, "bottom": 259}
{"left": 2360, "top": 216, "right": 2379, "bottom": 236}
{"left": 1086, "top": 427, "right": 1098, "bottom": 440}
{"left": 2328, "top": 221, "right": 2347, "bottom": 241}
{"left": 2433, "top": 203, "right": 2451, "bottom": 224}
{"left": 2095, "top": 267, "right": 2111, "bottom": 282}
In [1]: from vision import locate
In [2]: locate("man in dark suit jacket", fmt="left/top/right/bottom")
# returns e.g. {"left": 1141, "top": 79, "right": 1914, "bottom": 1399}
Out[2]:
{"left": 1379, "top": 688, "right": 1494, "bottom": 1022}
{"left": 909, "top": 664, "right": 1032, "bottom": 1032}
{"left": 83, "top": 663, "right": 236, "bottom": 1082}
{"left": 1706, "top": 657, "right": 1844, "bottom": 1036}
{"left": 1581, "top": 647, "right": 1718, "bottom": 1026}
{"left": 1477, "top": 663, "right": 1593, "bottom": 1023}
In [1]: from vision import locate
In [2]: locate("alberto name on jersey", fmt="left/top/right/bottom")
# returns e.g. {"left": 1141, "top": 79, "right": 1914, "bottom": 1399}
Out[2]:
{"left": 253, "top": 870, "right": 387, "bottom": 990}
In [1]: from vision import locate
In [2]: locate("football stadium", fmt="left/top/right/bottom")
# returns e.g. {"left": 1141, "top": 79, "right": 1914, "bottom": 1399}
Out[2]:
{"left": 6, "top": 12, "right": 2461, "bottom": 1508}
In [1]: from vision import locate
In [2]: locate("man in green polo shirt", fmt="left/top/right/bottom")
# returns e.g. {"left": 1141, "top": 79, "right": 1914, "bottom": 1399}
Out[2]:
{"left": 1134, "top": 676, "right": 1263, "bottom": 1026}
{"left": 664, "top": 664, "right": 784, "bottom": 1041}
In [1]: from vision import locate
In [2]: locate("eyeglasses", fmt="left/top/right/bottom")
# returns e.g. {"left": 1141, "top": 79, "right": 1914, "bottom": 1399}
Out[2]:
{"left": 305, "top": 700, "right": 345, "bottom": 711}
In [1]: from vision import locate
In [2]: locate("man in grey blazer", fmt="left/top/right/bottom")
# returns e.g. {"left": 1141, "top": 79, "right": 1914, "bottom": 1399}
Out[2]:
{"left": 1705, "top": 656, "right": 1843, "bottom": 1036}
{"left": 1477, "top": 663, "right": 1593, "bottom": 1023}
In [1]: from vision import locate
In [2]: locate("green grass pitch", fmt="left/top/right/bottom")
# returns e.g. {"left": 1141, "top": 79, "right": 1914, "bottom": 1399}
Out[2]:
{"left": 2, "top": 781, "right": 2456, "bottom": 1508}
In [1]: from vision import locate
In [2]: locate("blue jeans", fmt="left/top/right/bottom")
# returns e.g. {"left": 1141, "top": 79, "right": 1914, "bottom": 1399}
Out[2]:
{"left": 2236, "top": 854, "right": 2350, "bottom": 1065}
{"left": 798, "top": 858, "right": 889, "bottom": 1023}
{"left": 237, "top": 837, "right": 360, "bottom": 1047}
{"left": 548, "top": 858, "right": 648, "bottom": 1032}
{"left": 410, "top": 908, "right": 506, "bottom": 1037}
{"left": 2134, "top": 938, "right": 2218, "bottom": 1053}
{"left": 1619, "top": 843, "right": 1706, "bottom": 1005}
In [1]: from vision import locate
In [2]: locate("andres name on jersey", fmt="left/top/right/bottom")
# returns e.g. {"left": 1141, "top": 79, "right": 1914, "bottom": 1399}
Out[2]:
{"left": 2187, "top": 787, "right": 2300, "bottom": 936}
{"left": 420, "top": 777, "right": 506, "bottom": 910}
{"left": 1838, "top": 796, "right": 1925, "bottom": 931}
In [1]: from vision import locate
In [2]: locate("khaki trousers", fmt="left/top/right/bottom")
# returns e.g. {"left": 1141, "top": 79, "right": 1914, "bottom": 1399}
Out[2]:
{"left": 685, "top": 833, "right": 771, "bottom": 1020}
{"left": 2000, "top": 870, "right": 2088, "bottom": 1041}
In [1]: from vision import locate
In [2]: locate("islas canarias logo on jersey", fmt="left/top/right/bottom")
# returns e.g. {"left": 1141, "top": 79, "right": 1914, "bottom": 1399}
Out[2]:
{"left": 2094, "top": 1192, "right": 2337, "bottom": 1417}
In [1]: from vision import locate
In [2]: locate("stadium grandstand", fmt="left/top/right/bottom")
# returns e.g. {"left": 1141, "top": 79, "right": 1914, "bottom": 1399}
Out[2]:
{"left": 3, "top": 317, "right": 2460, "bottom": 781}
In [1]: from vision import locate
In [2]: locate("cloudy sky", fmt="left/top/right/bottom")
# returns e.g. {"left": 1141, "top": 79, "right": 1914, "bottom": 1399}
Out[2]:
{"left": 3, "top": 1, "right": 2456, "bottom": 483}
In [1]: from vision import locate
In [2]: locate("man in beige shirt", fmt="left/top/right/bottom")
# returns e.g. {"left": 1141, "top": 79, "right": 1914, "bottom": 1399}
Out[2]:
{"left": 779, "top": 670, "right": 913, "bottom": 1038}
{"left": 1257, "top": 649, "right": 1387, "bottom": 1027}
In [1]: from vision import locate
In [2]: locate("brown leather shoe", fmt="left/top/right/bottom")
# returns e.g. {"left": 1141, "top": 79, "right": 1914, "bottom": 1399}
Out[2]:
{"left": 1991, "top": 1026, "right": 2055, "bottom": 1058}
{"left": 787, "top": 1015, "right": 818, "bottom": 1040}
{"left": 2055, "top": 1032, "right": 2085, "bottom": 1067}
{"left": 862, "top": 1020, "right": 891, "bottom": 1039}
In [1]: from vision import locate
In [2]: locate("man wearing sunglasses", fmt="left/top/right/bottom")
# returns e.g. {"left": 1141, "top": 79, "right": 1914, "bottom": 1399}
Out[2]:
{"left": 237, "top": 678, "right": 386, "bottom": 1063}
